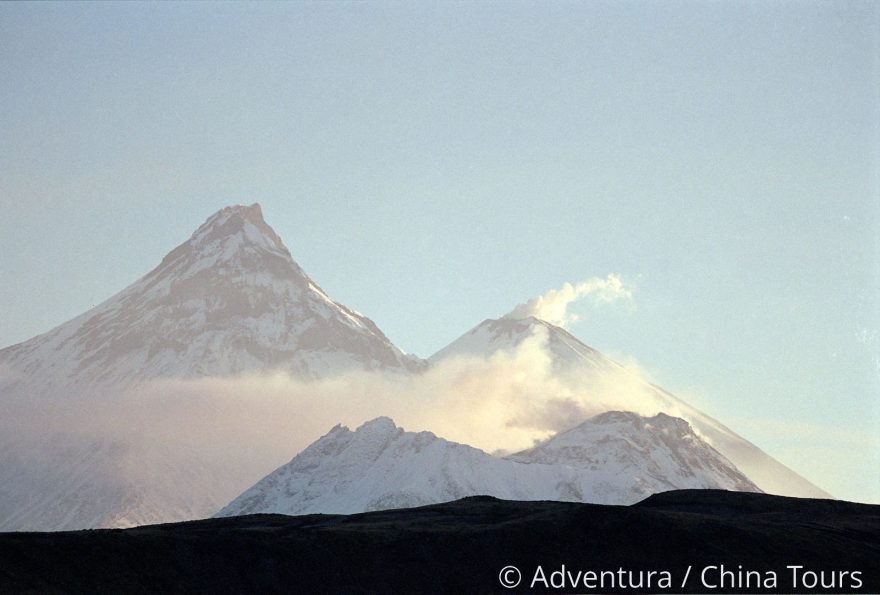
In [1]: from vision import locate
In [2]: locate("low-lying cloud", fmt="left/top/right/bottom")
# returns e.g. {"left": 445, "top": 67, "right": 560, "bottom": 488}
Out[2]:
{"left": 0, "top": 325, "right": 673, "bottom": 526}
{"left": 2, "top": 325, "right": 669, "bottom": 460}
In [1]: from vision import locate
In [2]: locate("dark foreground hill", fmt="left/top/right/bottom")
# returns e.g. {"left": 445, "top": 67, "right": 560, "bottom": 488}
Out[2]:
{"left": 0, "top": 490, "right": 876, "bottom": 594}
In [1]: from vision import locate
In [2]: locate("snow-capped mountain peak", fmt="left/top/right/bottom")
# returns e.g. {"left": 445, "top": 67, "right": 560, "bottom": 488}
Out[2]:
{"left": 0, "top": 204, "right": 424, "bottom": 392}
{"left": 190, "top": 203, "right": 288, "bottom": 254}
{"left": 510, "top": 411, "right": 759, "bottom": 495}
{"left": 429, "top": 315, "right": 616, "bottom": 376}
{"left": 145, "top": 202, "right": 307, "bottom": 290}
{"left": 429, "top": 313, "right": 831, "bottom": 500}
{"left": 354, "top": 415, "right": 400, "bottom": 437}
{"left": 215, "top": 411, "right": 761, "bottom": 519}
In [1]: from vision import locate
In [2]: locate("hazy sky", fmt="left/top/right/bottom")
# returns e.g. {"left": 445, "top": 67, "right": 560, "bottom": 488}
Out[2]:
{"left": 1, "top": 2, "right": 878, "bottom": 502}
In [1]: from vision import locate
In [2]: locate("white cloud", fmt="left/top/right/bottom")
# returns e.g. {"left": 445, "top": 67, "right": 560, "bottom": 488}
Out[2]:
{"left": 0, "top": 323, "right": 663, "bottom": 492}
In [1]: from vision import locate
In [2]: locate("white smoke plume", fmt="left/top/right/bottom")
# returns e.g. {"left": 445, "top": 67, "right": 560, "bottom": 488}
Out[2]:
{"left": 505, "top": 275, "right": 632, "bottom": 327}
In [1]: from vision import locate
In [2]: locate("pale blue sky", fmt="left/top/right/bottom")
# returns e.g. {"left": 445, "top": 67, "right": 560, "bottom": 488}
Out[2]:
{"left": 1, "top": 1, "right": 878, "bottom": 502}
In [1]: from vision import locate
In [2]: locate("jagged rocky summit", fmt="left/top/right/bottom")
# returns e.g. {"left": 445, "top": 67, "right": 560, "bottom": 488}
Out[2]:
{"left": 216, "top": 412, "right": 760, "bottom": 517}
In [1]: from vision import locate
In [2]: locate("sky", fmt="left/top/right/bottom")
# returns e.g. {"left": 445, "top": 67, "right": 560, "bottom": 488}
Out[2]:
{"left": 1, "top": 1, "right": 878, "bottom": 502}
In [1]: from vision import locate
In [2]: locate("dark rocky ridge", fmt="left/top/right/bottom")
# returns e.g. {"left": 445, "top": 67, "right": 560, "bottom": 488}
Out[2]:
{"left": 0, "top": 490, "right": 876, "bottom": 594}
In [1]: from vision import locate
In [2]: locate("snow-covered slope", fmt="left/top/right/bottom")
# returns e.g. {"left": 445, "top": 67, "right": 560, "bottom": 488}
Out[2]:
{"left": 217, "top": 417, "right": 557, "bottom": 516}
{"left": 430, "top": 316, "right": 616, "bottom": 377}
{"left": 430, "top": 316, "right": 831, "bottom": 499}
{"left": 0, "top": 204, "right": 427, "bottom": 531}
{"left": 510, "top": 411, "right": 757, "bottom": 499}
{"left": 0, "top": 203, "right": 423, "bottom": 392}
{"left": 0, "top": 204, "right": 825, "bottom": 530}
{"left": 216, "top": 414, "right": 760, "bottom": 517}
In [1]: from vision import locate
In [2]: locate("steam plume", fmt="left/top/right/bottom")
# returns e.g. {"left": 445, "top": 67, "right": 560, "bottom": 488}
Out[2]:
{"left": 505, "top": 275, "right": 632, "bottom": 327}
